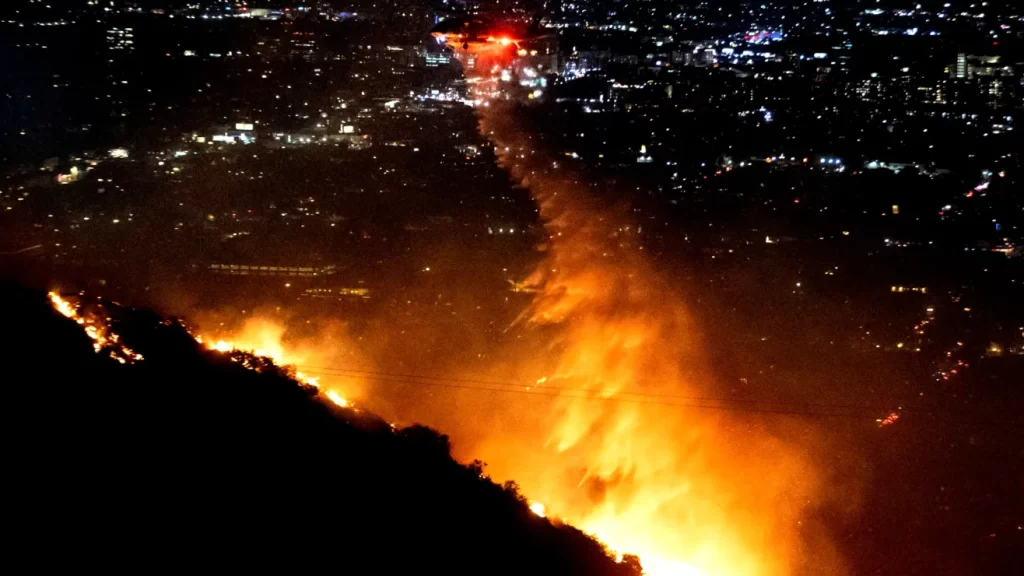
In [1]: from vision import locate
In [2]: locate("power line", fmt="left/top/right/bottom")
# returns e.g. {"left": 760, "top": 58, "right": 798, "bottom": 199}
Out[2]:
{"left": 300, "top": 368, "right": 875, "bottom": 418}
{"left": 294, "top": 365, "right": 1023, "bottom": 426}
{"left": 298, "top": 365, "right": 952, "bottom": 414}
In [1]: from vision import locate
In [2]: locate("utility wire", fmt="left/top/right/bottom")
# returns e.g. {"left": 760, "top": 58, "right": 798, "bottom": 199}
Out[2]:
{"left": 294, "top": 365, "right": 1023, "bottom": 426}
{"left": 298, "top": 365, "right": 955, "bottom": 413}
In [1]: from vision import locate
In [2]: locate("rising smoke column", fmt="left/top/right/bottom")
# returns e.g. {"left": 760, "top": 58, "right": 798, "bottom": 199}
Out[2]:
{"left": 468, "top": 100, "right": 846, "bottom": 576}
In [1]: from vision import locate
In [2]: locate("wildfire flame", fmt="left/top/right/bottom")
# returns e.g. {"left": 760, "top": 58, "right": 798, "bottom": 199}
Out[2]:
{"left": 447, "top": 56, "right": 841, "bottom": 575}
{"left": 44, "top": 43, "right": 851, "bottom": 575}
{"left": 49, "top": 292, "right": 144, "bottom": 363}
{"left": 877, "top": 411, "right": 900, "bottom": 428}
{"left": 529, "top": 501, "right": 546, "bottom": 517}
{"left": 192, "top": 326, "right": 353, "bottom": 409}
{"left": 50, "top": 292, "right": 77, "bottom": 319}
{"left": 49, "top": 292, "right": 351, "bottom": 409}
{"left": 326, "top": 390, "right": 349, "bottom": 408}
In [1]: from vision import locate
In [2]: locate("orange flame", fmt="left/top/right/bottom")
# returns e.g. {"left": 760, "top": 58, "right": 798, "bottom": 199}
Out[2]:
{"left": 452, "top": 70, "right": 842, "bottom": 573}
{"left": 877, "top": 411, "right": 900, "bottom": 428}
{"left": 49, "top": 292, "right": 144, "bottom": 363}
{"left": 193, "top": 318, "right": 354, "bottom": 409}
{"left": 529, "top": 502, "right": 546, "bottom": 517}
{"left": 50, "top": 294, "right": 352, "bottom": 411}
{"left": 46, "top": 46, "right": 849, "bottom": 574}
{"left": 49, "top": 292, "right": 77, "bottom": 319}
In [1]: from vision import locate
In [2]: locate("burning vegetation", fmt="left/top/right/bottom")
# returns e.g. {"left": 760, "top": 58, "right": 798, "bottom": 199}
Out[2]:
{"left": 52, "top": 72, "right": 855, "bottom": 575}
{"left": 6, "top": 283, "right": 641, "bottom": 575}
{"left": 35, "top": 61, "right": 851, "bottom": 576}
{"left": 50, "top": 290, "right": 353, "bottom": 409}
{"left": 461, "top": 103, "right": 839, "bottom": 575}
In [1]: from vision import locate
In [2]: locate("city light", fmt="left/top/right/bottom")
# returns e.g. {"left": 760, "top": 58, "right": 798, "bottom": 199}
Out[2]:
{"left": 7, "top": 3, "right": 1022, "bottom": 575}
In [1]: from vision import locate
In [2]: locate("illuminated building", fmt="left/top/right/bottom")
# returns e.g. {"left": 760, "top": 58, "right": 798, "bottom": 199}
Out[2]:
{"left": 56, "top": 166, "right": 84, "bottom": 185}
{"left": 207, "top": 264, "right": 338, "bottom": 277}
{"left": 267, "top": 132, "right": 369, "bottom": 149}
{"left": 562, "top": 49, "right": 609, "bottom": 76}
{"left": 636, "top": 145, "right": 652, "bottom": 164}
{"left": 424, "top": 53, "right": 451, "bottom": 67}
{"left": 700, "top": 48, "right": 717, "bottom": 67}
{"left": 890, "top": 286, "right": 928, "bottom": 294}
{"left": 106, "top": 27, "right": 134, "bottom": 53}
{"left": 301, "top": 287, "right": 371, "bottom": 300}
{"left": 289, "top": 32, "right": 318, "bottom": 61}
{"left": 951, "top": 54, "right": 1011, "bottom": 80}
{"left": 954, "top": 53, "right": 968, "bottom": 79}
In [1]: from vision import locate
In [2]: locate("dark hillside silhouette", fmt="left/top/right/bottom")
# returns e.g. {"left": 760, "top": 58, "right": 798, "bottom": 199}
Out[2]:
{"left": 2, "top": 282, "right": 642, "bottom": 575}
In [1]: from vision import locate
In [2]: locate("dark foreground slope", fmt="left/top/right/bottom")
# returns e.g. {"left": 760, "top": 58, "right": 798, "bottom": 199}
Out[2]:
{"left": 1, "top": 283, "right": 640, "bottom": 575}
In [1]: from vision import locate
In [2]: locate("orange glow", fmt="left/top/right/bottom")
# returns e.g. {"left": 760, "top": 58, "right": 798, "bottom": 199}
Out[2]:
{"left": 50, "top": 294, "right": 355, "bottom": 412}
{"left": 877, "top": 411, "right": 900, "bottom": 428}
{"left": 436, "top": 32, "right": 520, "bottom": 71}
{"left": 529, "top": 502, "right": 546, "bottom": 517}
{"left": 326, "top": 390, "right": 349, "bottom": 407}
{"left": 47, "top": 37, "right": 847, "bottom": 574}
{"left": 211, "top": 340, "right": 233, "bottom": 353}
{"left": 194, "top": 317, "right": 357, "bottom": 409}
{"left": 49, "top": 292, "right": 77, "bottom": 319}
{"left": 453, "top": 60, "right": 844, "bottom": 572}
{"left": 48, "top": 292, "right": 144, "bottom": 362}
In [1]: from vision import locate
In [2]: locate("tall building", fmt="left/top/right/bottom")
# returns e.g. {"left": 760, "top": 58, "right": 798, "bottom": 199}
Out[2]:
{"left": 106, "top": 27, "right": 135, "bottom": 53}
{"left": 952, "top": 54, "right": 1009, "bottom": 80}
{"left": 954, "top": 52, "right": 967, "bottom": 79}
{"left": 424, "top": 52, "right": 451, "bottom": 67}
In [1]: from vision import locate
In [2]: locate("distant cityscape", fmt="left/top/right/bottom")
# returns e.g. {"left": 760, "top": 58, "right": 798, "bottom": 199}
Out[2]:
{"left": 1, "top": 2, "right": 1021, "bottom": 574}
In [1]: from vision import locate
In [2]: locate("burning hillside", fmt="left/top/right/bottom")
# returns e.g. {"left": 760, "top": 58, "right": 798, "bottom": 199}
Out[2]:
{"left": 460, "top": 103, "right": 840, "bottom": 575}
{"left": 79, "top": 95, "right": 852, "bottom": 576}
{"left": 35, "top": 67, "right": 852, "bottom": 576}
{"left": 23, "top": 43, "right": 851, "bottom": 576}
{"left": 5, "top": 282, "right": 643, "bottom": 575}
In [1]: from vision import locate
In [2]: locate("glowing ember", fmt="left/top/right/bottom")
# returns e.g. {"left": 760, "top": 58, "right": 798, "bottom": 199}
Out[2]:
{"left": 49, "top": 292, "right": 77, "bottom": 318}
{"left": 49, "top": 293, "right": 351, "bottom": 412}
{"left": 447, "top": 53, "right": 838, "bottom": 574}
{"left": 326, "top": 390, "right": 349, "bottom": 407}
{"left": 877, "top": 411, "right": 901, "bottom": 428}
{"left": 49, "top": 292, "right": 144, "bottom": 363}
{"left": 211, "top": 340, "right": 233, "bottom": 353}
{"left": 529, "top": 502, "right": 546, "bottom": 517}
{"left": 196, "top": 333, "right": 352, "bottom": 407}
